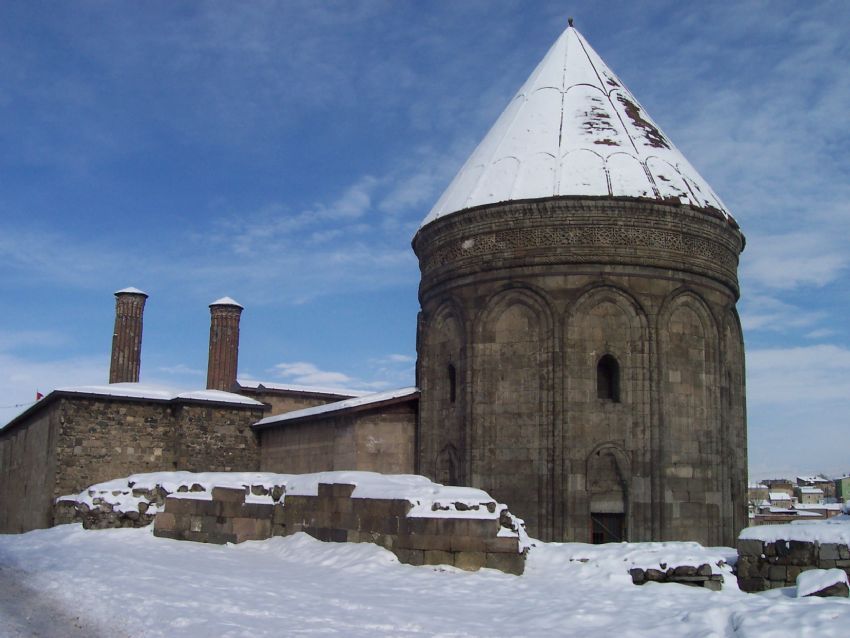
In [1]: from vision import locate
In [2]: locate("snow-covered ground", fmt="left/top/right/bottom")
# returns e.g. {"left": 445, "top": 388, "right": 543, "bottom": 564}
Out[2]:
{"left": 2, "top": 525, "right": 849, "bottom": 637}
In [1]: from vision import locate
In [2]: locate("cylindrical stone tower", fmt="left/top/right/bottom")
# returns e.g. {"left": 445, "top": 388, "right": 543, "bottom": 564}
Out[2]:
{"left": 413, "top": 25, "right": 747, "bottom": 546}
{"left": 109, "top": 287, "right": 148, "bottom": 384}
{"left": 206, "top": 297, "right": 244, "bottom": 392}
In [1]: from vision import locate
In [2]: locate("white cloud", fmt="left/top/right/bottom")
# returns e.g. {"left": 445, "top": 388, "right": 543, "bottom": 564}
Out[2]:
{"left": 741, "top": 233, "right": 847, "bottom": 290}
{"left": 272, "top": 361, "right": 354, "bottom": 387}
{"left": 157, "top": 364, "right": 205, "bottom": 377}
{"left": 747, "top": 344, "right": 850, "bottom": 405}
{"left": 739, "top": 295, "right": 824, "bottom": 332}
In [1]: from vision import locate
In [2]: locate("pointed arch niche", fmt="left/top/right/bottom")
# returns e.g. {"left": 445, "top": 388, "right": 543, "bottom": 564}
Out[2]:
{"left": 563, "top": 285, "right": 649, "bottom": 541}
{"left": 418, "top": 303, "right": 466, "bottom": 484}
{"left": 658, "top": 291, "right": 721, "bottom": 546}
{"left": 472, "top": 287, "right": 554, "bottom": 540}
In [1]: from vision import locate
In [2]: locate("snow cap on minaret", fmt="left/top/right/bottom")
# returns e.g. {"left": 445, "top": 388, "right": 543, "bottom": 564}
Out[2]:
{"left": 422, "top": 24, "right": 730, "bottom": 227}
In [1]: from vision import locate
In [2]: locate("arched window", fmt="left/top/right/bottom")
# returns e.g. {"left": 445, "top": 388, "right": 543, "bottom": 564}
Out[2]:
{"left": 448, "top": 363, "right": 457, "bottom": 403}
{"left": 597, "top": 354, "right": 620, "bottom": 402}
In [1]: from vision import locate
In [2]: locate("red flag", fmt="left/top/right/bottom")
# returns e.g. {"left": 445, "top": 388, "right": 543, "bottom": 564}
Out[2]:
{"left": 36, "top": 391, "right": 44, "bottom": 401}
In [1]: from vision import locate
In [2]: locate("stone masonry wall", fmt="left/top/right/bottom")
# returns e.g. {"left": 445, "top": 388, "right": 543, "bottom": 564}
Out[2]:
{"left": 175, "top": 404, "right": 263, "bottom": 472}
{"left": 259, "top": 404, "right": 416, "bottom": 475}
{"left": 737, "top": 537, "right": 850, "bottom": 592}
{"left": 154, "top": 483, "right": 525, "bottom": 575}
{"left": 53, "top": 397, "right": 177, "bottom": 499}
{"left": 0, "top": 409, "right": 58, "bottom": 533}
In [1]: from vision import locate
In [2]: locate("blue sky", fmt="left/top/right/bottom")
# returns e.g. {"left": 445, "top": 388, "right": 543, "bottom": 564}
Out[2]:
{"left": 1, "top": 1, "right": 848, "bottom": 479}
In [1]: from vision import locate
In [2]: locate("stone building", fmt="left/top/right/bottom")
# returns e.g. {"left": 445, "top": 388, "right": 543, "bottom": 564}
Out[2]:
{"left": 413, "top": 24, "right": 747, "bottom": 545}
{"left": 1, "top": 24, "right": 747, "bottom": 544}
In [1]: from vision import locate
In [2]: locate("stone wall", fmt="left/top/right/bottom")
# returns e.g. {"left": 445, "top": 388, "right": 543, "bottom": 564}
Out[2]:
{"left": 414, "top": 197, "right": 747, "bottom": 545}
{"left": 259, "top": 404, "right": 416, "bottom": 475}
{"left": 1, "top": 393, "right": 263, "bottom": 533}
{"left": 0, "top": 409, "right": 58, "bottom": 533}
{"left": 154, "top": 482, "right": 525, "bottom": 574}
{"left": 737, "top": 537, "right": 850, "bottom": 592}
{"left": 175, "top": 404, "right": 263, "bottom": 472}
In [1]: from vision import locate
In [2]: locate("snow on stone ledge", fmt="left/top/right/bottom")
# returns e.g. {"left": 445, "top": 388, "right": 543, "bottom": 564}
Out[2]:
{"left": 55, "top": 382, "right": 264, "bottom": 406}
{"left": 59, "top": 470, "right": 511, "bottom": 522}
{"left": 796, "top": 568, "right": 849, "bottom": 598}
{"left": 739, "top": 515, "right": 850, "bottom": 545}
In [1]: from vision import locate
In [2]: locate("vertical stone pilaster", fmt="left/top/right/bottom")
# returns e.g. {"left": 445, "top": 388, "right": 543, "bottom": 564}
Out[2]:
{"left": 206, "top": 297, "right": 243, "bottom": 391}
{"left": 109, "top": 288, "right": 148, "bottom": 384}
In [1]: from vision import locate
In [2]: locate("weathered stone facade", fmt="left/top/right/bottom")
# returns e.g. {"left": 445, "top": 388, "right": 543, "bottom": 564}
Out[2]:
{"left": 0, "top": 393, "right": 264, "bottom": 533}
{"left": 258, "top": 401, "right": 416, "bottom": 475}
{"left": 414, "top": 197, "right": 747, "bottom": 545}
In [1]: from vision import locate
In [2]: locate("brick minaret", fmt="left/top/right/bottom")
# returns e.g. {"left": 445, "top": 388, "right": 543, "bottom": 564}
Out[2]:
{"left": 109, "top": 287, "right": 148, "bottom": 384}
{"left": 206, "top": 297, "right": 244, "bottom": 391}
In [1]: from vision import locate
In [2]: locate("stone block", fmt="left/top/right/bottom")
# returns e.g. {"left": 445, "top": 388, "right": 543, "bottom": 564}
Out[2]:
{"left": 219, "top": 501, "right": 244, "bottom": 518}
{"left": 409, "top": 534, "right": 452, "bottom": 552}
{"left": 819, "top": 559, "right": 837, "bottom": 569}
{"left": 211, "top": 487, "right": 246, "bottom": 503}
{"left": 629, "top": 568, "right": 646, "bottom": 584}
{"left": 241, "top": 502, "right": 274, "bottom": 519}
{"left": 704, "top": 577, "right": 723, "bottom": 592}
{"left": 154, "top": 512, "right": 176, "bottom": 532}
{"left": 207, "top": 531, "right": 238, "bottom": 545}
{"left": 737, "top": 577, "right": 767, "bottom": 593}
{"left": 272, "top": 505, "right": 286, "bottom": 525}
{"left": 152, "top": 528, "right": 182, "bottom": 541}
{"left": 423, "top": 550, "right": 454, "bottom": 567}
{"left": 768, "top": 565, "right": 787, "bottom": 583}
{"left": 737, "top": 539, "right": 764, "bottom": 557}
{"left": 484, "top": 552, "right": 525, "bottom": 576}
{"left": 394, "top": 548, "right": 424, "bottom": 566}
{"left": 450, "top": 535, "right": 488, "bottom": 553}
{"left": 163, "top": 497, "right": 197, "bottom": 515}
{"left": 820, "top": 543, "right": 841, "bottom": 560}
{"left": 454, "top": 551, "right": 487, "bottom": 571}
{"left": 484, "top": 536, "right": 520, "bottom": 553}
{"left": 183, "top": 531, "right": 210, "bottom": 544}
{"left": 330, "top": 483, "right": 356, "bottom": 499}
{"left": 466, "top": 518, "right": 500, "bottom": 537}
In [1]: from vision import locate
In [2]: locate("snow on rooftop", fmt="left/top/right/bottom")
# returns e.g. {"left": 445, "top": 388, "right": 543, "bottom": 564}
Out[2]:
{"left": 422, "top": 26, "right": 730, "bottom": 228}
{"left": 114, "top": 287, "right": 147, "bottom": 296}
{"left": 255, "top": 387, "right": 419, "bottom": 427}
{"left": 769, "top": 492, "right": 792, "bottom": 500}
{"left": 237, "top": 379, "right": 371, "bottom": 398}
{"left": 210, "top": 296, "right": 243, "bottom": 308}
{"left": 800, "top": 486, "right": 824, "bottom": 494}
{"left": 54, "top": 382, "right": 263, "bottom": 406}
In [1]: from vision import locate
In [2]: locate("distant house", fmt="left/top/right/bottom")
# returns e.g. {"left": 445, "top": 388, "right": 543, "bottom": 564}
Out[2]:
{"left": 796, "top": 486, "right": 824, "bottom": 505}
{"left": 762, "top": 479, "right": 795, "bottom": 497}
{"left": 768, "top": 492, "right": 792, "bottom": 508}
{"left": 796, "top": 475, "right": 835, "bottom": 500}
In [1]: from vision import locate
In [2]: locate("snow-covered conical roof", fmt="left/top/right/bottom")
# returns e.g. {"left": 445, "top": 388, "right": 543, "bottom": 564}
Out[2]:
{"left": 422, "top": 25, "right": 730, "bottom": 227}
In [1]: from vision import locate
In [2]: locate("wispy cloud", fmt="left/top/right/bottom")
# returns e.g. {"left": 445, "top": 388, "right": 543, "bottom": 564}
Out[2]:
{"left": 272, "top": 361, "right": 355, "bottom": 387}
{"left": 739, "top": 295, "right": 825, "bottom": 333}
{"left": 742, "top": 233, "right": 847, "bottom": 291}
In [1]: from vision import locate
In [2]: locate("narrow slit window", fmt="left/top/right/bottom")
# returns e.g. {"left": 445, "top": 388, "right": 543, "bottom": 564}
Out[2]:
{"left": 597, "top": 355, "right": 620, "bottom": 402}
{"left": 448, "top": 363, "right": 457, "bottom": 403}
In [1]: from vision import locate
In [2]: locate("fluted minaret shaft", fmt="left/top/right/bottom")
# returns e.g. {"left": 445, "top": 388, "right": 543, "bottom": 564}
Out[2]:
{"left": 206, "top": 297, "right": 243, "bottom": 391}
{"left": 109, "top": 288, "right": 148, "bottom": 383}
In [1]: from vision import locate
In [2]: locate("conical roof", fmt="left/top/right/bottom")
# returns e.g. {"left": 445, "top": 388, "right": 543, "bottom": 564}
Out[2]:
{"left": 422, "top": 25, "right": 730, "bottom": 227}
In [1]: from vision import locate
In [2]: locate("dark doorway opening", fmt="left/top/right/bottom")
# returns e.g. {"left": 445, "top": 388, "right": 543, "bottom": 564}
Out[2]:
{"left": 591, "top": 513, "right": 625, "bottom": 544}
